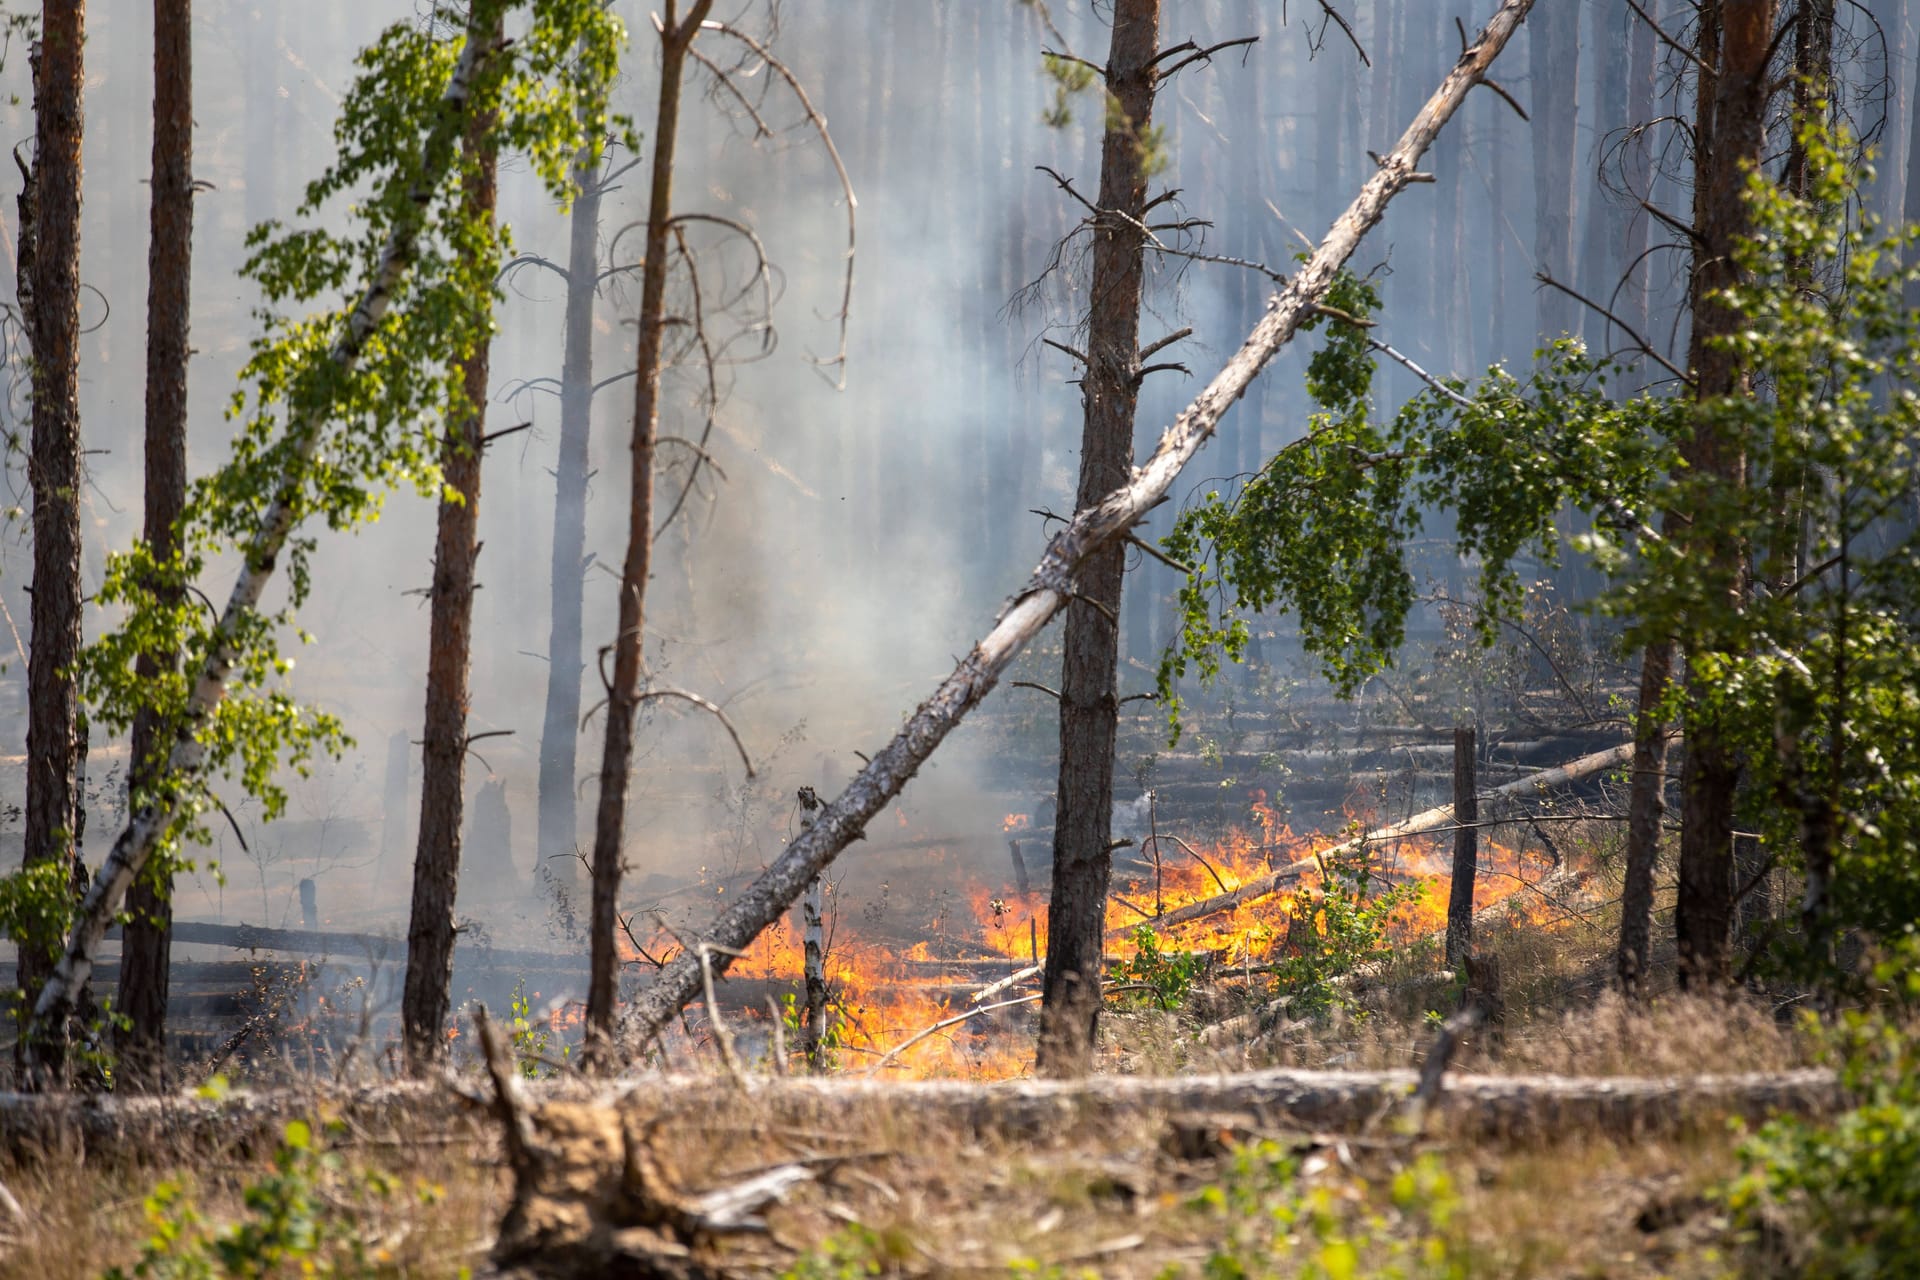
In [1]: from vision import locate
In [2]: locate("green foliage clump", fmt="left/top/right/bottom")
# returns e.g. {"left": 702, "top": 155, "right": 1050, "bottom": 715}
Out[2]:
{"left": 1270, "top": 851, "right": 1418, "bottom": 1018}
{"left": 1181, "top": 1142, "right": 1465, "bottom": 1279}
{"left": 53, "top": 0, "right": 628, "bottom": 891}
{"left": 1114, "top": 925, "right": 1207, "bottom": 1010}
{"left": 1723, "top": 942, "right": 1920, "bottom": 1277}
{"left": 104, "top": 1118, "right": 439, "bottom": 1279}
{"left": 782, "top": 1222, "right": 916, "bottom": 1279}
{"left": 1156, "top": 265, "right": 1671, "bottom": 742}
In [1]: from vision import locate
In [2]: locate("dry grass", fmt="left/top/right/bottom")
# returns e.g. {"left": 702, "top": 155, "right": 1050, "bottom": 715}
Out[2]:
{"left": 0, "top": 1116, "right": 507, "bottom": 1280}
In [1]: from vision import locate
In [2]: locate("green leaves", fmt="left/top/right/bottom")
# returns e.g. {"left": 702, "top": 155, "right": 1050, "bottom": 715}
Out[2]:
{"left": 65, "top": 0, "right": 629, "bottom": 878}
{"left": 1157, "top": 268, "right": 1671, "bottom": 743}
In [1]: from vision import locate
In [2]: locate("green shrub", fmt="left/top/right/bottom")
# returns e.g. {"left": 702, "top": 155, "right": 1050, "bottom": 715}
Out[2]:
{"left": 1179, "top": 1140, "right": 1465, "bottom": 1280}
{"left": 1723, "top": 944, "right": 1920, "bottom": 1277}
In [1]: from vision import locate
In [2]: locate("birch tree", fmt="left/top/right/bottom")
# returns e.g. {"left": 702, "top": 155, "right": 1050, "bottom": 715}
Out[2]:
{"left": 20, "top": 0, "right": 626, "bottom": 1078}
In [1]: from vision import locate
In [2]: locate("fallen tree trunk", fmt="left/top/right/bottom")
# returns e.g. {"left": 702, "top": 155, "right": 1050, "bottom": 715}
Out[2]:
{"left": 0, "top": 1062, "right": 1840, "bottom": 1156}
{"left": 617, "top": 0, "right": 1540, "bottom": 1056}
{"left": 1109, "top": 741, "right": 1637, "bottom": 939}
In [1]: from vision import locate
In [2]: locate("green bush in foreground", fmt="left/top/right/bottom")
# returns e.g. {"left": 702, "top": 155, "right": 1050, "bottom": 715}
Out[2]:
{"left": 1724, "top": 942, "right": 1920, "bottom": 1278}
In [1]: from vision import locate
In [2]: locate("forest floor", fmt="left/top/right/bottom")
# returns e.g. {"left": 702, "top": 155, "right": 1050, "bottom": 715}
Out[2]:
{"left": 0, "top": 869, "right": 1827, "bottom": 1280}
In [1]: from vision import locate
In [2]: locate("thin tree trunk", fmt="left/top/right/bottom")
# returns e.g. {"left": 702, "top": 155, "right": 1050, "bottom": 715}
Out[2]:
{"left": 402, "top": 50, "right": 500, "bottom": 1074}
{"left": 26, "top": 9, "right": 510, "bottom": 1057}
{"left": 18, "top": 0, "right": 86, "bottom": 1078}
{"left": 1037, "top": 0, "right": 1162, "bottom": 1079}
{"left": 1619, "top": 1, "right": 1656, "bottom": 347}
{"left": 1674, "top": 0, "right": 1777, "bottom": 990}
{"left": 613, "top": 0, "right": 1536, "bottom": 1053}
{"left": 1616, "top": 638, "right": 1673, "bottom": 993}
{"left": 535, "top": 147, "right": 603, "bottom": 899}
{"left": 1444, "top": 727, "right": 1477, "bottom": 969}
{"left": 117, "top": 0, "right": 194, "bottom": 1091}
{"left": 582, "top": 0, "right": 716, "bottom": 1068}
{"left": 1529, "top": 0, "right": 1579, "bottom": 338}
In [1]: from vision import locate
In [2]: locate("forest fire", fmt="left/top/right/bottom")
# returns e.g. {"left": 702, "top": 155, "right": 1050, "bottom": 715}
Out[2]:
{"left": 623, "top": 798, "right": 1570, "bottom": 1080}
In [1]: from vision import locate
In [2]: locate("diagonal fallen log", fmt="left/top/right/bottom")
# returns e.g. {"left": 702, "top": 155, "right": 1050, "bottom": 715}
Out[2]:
{"left": 1108, "top": 740, "right": 1640, "bottom": 940}
{"left": 616, "top": 0, "right": 1541, "bottom": 1056}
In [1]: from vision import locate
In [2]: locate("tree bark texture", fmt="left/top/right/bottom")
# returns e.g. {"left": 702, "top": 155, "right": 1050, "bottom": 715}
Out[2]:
{"left": 19, "top": 0, "right": 86, "bottom": 1073}
{"left": 118, "top": 0, "right": 194, "bottom": 1091}
{"left": 26, "top": 8, "right": 510, "bottom": 1058}
{"left": 1674, "top": 0, "right": 1777, "bottom": 990}
{"left": 584, "top": 0, "right": 716, "bottom": 1066}
{"left": 535, "top": 147, "right": 604, "bottom": 897}
{"left": 402, "top": 67, "right": 500, "bottom": 1075}
{"left": 1037, "top": 0, "right": 1161, "bottom": 1079}
{"left": 613, "top": 0, "right": 1538, "bottom": 1054}
{"left": 1616, "top": 639, "right": 1675, "bottom": 993}
{"left": 1444, "top": 727, "right": 1478, "bottom": 969}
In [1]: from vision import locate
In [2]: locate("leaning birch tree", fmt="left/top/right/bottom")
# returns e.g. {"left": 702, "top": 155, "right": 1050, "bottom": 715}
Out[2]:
{"left": 616, "top": 0, "right": 1536, "bottom": 1055}
{"left": 20, "top": 0, "right": 626, "bottom": 1077}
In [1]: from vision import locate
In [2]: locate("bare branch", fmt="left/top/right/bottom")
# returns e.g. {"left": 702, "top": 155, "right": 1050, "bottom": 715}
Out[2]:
{"left": 1309, "top": 2, "right": 1370, "bottom": 66}
{"left": 1534, "top": 271, "right": 1693, "bottom": 386}
{"left": 1151, "top": 35, "right": 1260, "bottom": 80}
{"left": 1043, "top": 337, "right": 1089, "bottom": 364}
{"left": 699, "top": 19, "right": 857, "bottom": 387}
{"left": 1623, "top": 0, "right": 1711, "bottom": 74}
{"left": 634, "top": 685, "right": 756, "bottom": 777}
{"left": 1010, "top": 680, "right": 1062, "bottom": 701}
{"left": 1139, "top": 326, "right": 1193, "bottom": 361}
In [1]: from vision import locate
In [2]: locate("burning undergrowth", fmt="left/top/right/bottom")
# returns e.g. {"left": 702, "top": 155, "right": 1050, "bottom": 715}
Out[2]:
{"left": 609, "top": 790, "right": 1577, "bottom": 1081}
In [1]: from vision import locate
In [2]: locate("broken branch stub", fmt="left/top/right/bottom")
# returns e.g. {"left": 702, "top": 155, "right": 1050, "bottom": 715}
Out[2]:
{"left": 615, "top": 0, "right": 1538, "bottom": 1056}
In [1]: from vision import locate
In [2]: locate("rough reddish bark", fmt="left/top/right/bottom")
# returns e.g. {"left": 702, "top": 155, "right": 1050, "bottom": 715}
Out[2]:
{"left": 584, "top": 0, "right": 716, "bottom": 1067}
{"left": 18, "top": 1, "right": 86, "bottom": 1075}
{"left": 117, "top": 0, "right": 194, "bottom": 1091}
{"left": 1675, "top": 0, "right": 1778, "bottom": 989}
{"left": 1616, "top": 639, "right": 1674, "bottom": 993}
{"left": 1036, "top": 0, "right": 1162, "bottom": 1079}
{"left": 403, "top": 71, "right": 500, "bottom": 1073}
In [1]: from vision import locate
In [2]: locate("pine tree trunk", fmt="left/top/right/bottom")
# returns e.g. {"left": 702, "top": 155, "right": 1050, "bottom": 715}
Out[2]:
{"left": 535, "top": 149, "right": 602, "bottom": 899}
{"left": 18, "top": 1, "right": 86, "bottom": 1078}
{"left": 1674, "top": 0, "right": 1777, "bottom": 990}
{"left": 583, "top": 0, "right": 716, "bottom": 1067}
{"left": 402, "top": 56, "right": 500, "bottom": 1073}
{"left": 117, "top": 0, "right": 194, "bottom": 1091}
{"left": 1037, "top": 0, "right": 1161, "bottom": 1079}
{"left": 1616, "top": 639, "right": 1673, "bottom": 993}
